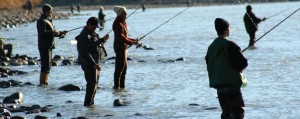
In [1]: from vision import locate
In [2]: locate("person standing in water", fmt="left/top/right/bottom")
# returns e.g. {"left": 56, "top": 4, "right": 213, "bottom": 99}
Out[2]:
{"left": 98, "top": 6, "right": 106, "bottom": 31}
{"left": 244, "top": 5, "right": 266, "bottom": 47}
{"left": 76, "top": 17, "right": 109, "bottom": 106}
{"left": 36, "top": 4, "right": 68, "bottom": 85}
{"left": 205, "top": 18, "right": 248, "bottom": 119}
{"left": 112, "top": 6, "right": 142, "bottom": 89}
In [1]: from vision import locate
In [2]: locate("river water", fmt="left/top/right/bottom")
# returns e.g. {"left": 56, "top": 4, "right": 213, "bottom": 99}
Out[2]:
{"left": 0, "top": 2, "right": 300, "bottom": 119}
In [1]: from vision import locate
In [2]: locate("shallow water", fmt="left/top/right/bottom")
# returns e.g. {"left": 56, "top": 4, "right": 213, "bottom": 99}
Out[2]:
{"left": 1, "top": 2, "right": 300, "bottom": 119}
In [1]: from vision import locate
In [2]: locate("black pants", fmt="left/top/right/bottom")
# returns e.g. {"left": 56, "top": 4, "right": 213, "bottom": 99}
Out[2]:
{"left": 217, "top": 89, "right": 245, "bottom": 119}
{"left": 248, "top": 32, "right": 256, "bottom": 47}
{"left": 82, "top": 65, "right": 100, "bottom": 106}
{"left": 39, "top": 48, "right": 52, "bottom": 73}
{"left": 114, "top": 50, "right": 127, "bottom": 88}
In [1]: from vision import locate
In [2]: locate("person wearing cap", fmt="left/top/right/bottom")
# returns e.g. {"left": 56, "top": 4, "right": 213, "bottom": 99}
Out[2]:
{"left": 244, "top": 5, "right": 266, "bottom": 47}
{"left": 98, "top": 6, "right": 106, "bottom": 31}
{"left": 75, "top": 17, "right": 109, "bottom": 107}
{"left": 37, "top": 4, "right": 68, "bottom": 85}
{"left": 205, "top": 18, "right": 248, "bottom": 119}
{"left": 112, "top": 6, "right": 141, "bottom": 89}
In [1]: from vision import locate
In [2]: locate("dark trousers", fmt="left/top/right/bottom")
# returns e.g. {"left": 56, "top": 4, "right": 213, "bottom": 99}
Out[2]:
{"left": 0, "top": 44, "right": 13, "bottom": 58}
{"left": 82, "top": 65, "right": 100, "bottom": 106}
{"left": 39, "top": 48, "right": 52, "bottom": 73}
{"left": 217, "top": 89, "right": 245, "bottom": 119}
{"left": 114, "top": 50, "right": 127, "bottom": 89}
{"left": 248, "top": 32, "right": 256, "bottom": 47}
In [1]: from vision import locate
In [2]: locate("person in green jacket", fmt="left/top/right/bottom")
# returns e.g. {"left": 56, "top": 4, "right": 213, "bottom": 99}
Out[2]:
{"left": 205, "top": 18, "right": 248, "bottom": 119}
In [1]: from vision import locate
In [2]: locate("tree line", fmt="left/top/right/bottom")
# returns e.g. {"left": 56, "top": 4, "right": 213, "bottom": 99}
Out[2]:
{"left": 40, "top": 0, "right": 295, "bottom": 6}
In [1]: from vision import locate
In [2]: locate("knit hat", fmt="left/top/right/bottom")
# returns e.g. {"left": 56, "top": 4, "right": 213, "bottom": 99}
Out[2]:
{"left": 99, "top": 6, "right": 104, "bottom": 12}
{"left": 113, "top": 6, "right": 127, "bottom": 16}
{"left": 87, "top": 17, "right": 100, "bottom": 28}
{"left": 42, "top": 4, "right": 52, "bottom": 13}
{"left": 246, "top": 5, "right": 252, "bottom": 12}
{"left": 214, "top": 18, "right": 230, "bottom": 36}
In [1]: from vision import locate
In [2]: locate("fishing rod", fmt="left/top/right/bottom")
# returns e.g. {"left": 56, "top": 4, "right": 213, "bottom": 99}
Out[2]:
{"left": 106, "top": 0, "right": 150, "bottom": 35}
{"left": 242, "top": 7, "right": 300, "bottom": 53}
{"left": 129, "top": 6, "right": 192, "bottom": 49}
{"left": 266, "top": 5, "right": 297, "bottom": 20}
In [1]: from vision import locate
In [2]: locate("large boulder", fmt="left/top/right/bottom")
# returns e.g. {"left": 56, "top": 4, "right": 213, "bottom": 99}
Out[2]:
{"left": 58, "top": 84, "right": 80, "bottom": 91}
{"left": 2, "top": 92, "right": 24, "bottom": 104}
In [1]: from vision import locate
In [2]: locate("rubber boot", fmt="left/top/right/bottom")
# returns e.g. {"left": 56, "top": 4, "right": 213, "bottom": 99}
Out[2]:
{"left": 39, "top": 72, "right": 49, "bottom": 85}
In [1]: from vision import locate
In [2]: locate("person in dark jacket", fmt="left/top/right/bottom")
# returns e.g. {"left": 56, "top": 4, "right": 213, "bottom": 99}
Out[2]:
{"left": 205, "top": 18, "right": 248, "bottom": 119}
{"left": 244, "top": 5, "right": 266, "bottom": 47}
{"left": 76, "top": 17, "right": 109, "bottom": 107}
{"left": 37, "top": 4, "right": 68, "bottom": 85}
{"left": 112, "top": 6, "right": 141, "bottom": 89}
{"left": 98, "top": 6, "right": 105, "bottom": 31}
{"left": 0, "top": 36, "right": 13, "bottom": 58}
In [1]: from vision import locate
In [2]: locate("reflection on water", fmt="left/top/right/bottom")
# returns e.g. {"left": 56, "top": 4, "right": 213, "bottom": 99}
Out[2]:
{"left": 1, "top": 1, "right": 300, "bottom": 118}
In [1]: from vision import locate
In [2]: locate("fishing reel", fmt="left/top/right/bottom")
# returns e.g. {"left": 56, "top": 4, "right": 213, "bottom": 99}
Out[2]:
{"left": 136, "top": 41, "right": 143, "bottom": 49}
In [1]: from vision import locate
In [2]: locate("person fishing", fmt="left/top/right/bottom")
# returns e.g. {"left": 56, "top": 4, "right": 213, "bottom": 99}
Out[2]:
{"left": 76, "top": 17, "right": 109, "bottom": 107}
{"left": 205, "top": 18, "right": 248, "bottom": 119}
{"left": 112, "top": 6, "right": 142, "bottom": 89}
{"left": 0, "top": 36, "right": 13, "bottom": 59}
{"left": 244, "top": 5, "right": 266, "bottom": 47}
{"left": 37, "top": 4, "right": 68, "bottom": 85}
{"left": 98, "top": 6, "right": 106, "bottom": 31}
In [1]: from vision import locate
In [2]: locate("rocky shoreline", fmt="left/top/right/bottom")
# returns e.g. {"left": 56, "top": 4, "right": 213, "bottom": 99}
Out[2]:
{"left": 0, "top": 8, "right": 71, "bottom": 29}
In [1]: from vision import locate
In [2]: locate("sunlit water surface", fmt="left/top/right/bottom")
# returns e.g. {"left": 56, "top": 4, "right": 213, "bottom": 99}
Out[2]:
{"left": 1, "top": 2, "right": 300, "bottom": 119}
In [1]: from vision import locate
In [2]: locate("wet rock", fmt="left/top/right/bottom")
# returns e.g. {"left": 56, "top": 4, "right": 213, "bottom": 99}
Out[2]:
{"left": 0, "top": 62, "right": 8, "bottom": 66}
{"left": 10, "top": 116, "right": 26, "bottom": 119}
{"left": 0, "top": 81, "right": 11, "bottom": 88}
{"left": 158, "top": 59, "right": 176, "bottom": 63}
{"left": 175, "top": 57, "right": 185, "bottom": 61}
{"left": 23, "top": 82, "right": 34, "bottom": 85}
{"left": 28, "top": 60, "right": 37, "bottom": 65}
{"left": 0, "top": 108, "right": 9, "bottom": 113}
{"left": 0, "top": 73, "right": 9, "bottom": 78}
{"left": 1, "top": 111, "right": 11, "bottom": 117}
{"left": 203, "top": 107, "right": 218, "bottom": 110}
{"left": 40, "top": 107, "right": 50, "bottom": 112}
{"left": 106, "top": 57, "right": 116, "bottom": 60}
{"left": 3, "top": 92, "right": 24, "bottom": 104}
{"left": 188, "top": 103, "right": 200, "bottom": 106}
{"left": 76, "top": 116, "right": 89, "bottom": 119}
{"left": 25, "top": 109, "right": 40, "bottom": 114}
{"left": 58, "top": 84, "right": 80, "bottom": 91}
{"left": 142, "top": 45, "right": 154, "bottom": 50}
{"left": 8, "top": 80, "right": 22, "bottom": 87}
{"left": 113, "top": 99, "right": 128, "bottom": 107}
{"left": 8, "top": 108, "right": 24, "bottom": 113}
{"left": 65, "top": 100, "right": 73, "bottom": 103}
{"left": 53, "top": 55, "right": 65, "bottom": 61}
{"left": 51, "top": 61, "right": 60, "bottom": 66}
{"left": 134, "top": 113, "right": 142, "bottom": 116}
{"left": 104, "top": 114, "right": 114, "bottom": 117}
{"left": 0, "top": 67, "right": 9, "bottom": 73}
{"left": 62, "top": 59, "right": 73, "bottom": 65}
{"left": 57, "top": 112, "right": 63, "bottom": 117}
{"left": 30, "top": 105, "right": 41, "bottom": 110}
{"left": 34, "top": 115, "right": 49, "bottom": 119}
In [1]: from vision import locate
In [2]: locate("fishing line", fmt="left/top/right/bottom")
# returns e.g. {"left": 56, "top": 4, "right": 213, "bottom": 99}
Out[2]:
{"left": 242, "top": 7, "right": 300, "bottom": 52}
{"left": 266, "top": 5, "right": 297, "bottom": 19}
{"left": 106, "top": 0, "right": 150, "bottom": 35}
{"left": 128, "top": 6, "right": 192, "bottom": 49}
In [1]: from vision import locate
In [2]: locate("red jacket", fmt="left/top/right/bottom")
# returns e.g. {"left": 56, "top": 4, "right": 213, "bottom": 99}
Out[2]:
{"left": 113, "top": 16, "right": 136, "bottom": 52}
